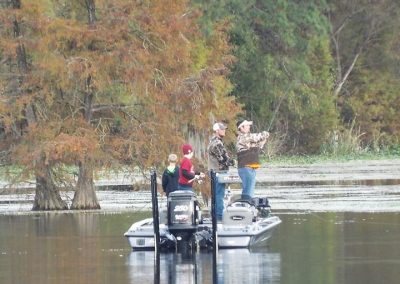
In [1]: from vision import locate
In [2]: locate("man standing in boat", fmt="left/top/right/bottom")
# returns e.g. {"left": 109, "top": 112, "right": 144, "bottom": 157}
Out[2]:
{"left": 178, "top": 144, "right": 205, "bottom": 191}
{"left": 208, "top": 122, "right": 235, "bottom": 221}
{"left": 236, "top": 119, "right": 269, "bottom": 199}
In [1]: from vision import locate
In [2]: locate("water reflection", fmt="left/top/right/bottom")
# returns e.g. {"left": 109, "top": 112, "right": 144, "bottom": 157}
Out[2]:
{"left": 126, "top": 249, "right": 281, "bottom": 284}
{"left": 0, "top": 213, "right": 132, "bottom": 284}
{"left": 2, "top": 212, "right": 400, "bottom": 284}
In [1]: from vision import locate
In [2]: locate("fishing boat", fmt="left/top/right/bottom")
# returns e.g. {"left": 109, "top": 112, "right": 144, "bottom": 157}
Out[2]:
{"left": 124, "top": 172, "right": 281, "bottom": 251}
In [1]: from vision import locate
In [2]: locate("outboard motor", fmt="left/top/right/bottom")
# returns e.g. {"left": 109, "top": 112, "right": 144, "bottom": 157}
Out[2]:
{"left": 252, "top": 197, "right": 271, "bottom": 217}
{"left": 167, "top": 190, "right": 200, "bottom": 252}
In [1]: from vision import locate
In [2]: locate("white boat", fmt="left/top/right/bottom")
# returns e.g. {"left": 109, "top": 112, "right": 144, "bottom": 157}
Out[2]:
{"left": 124, "top": 173, "right": 281, "bottom": 251}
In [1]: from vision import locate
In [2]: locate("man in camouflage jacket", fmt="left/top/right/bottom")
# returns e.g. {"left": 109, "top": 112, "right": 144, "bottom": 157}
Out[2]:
{"left": 208, "top": 122, "right": 234, "bottom": 221}
{"left": 236, "top": 119, "right": 269, "bottom": 198}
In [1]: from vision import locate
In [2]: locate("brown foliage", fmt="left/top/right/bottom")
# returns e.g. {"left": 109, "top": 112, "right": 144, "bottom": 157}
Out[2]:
{"left": 0, "top": 0, "right": 240, "bottom": 181}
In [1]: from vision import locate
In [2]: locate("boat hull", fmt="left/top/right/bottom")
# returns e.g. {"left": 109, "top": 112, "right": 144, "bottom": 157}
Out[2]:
{"left": 124, "top": 216, "right": 281, "bottom": 250}
{"left": 217, "top": 216, "right": 281, "bottom": 248}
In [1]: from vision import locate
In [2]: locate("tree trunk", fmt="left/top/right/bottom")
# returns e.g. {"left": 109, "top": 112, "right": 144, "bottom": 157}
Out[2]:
{"left": 10, "top": 6, "right": 65, "bottom": 211}
{"left": 70, "top": 161, "right": 100, "bottom": 210}
{"left": 85, "top": 0, "right": 96, "bottom": 27}
{"left": 11, "top": 0, "right": 21, "bottom": 9}
{"left": 32, "top": 167, "right": 68, "bottom": 211}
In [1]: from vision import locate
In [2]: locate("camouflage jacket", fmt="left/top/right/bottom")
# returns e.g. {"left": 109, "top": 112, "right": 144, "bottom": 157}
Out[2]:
{"left": 236, "top": 131, "right": 268, "bottom": 168}
{"left": 207, "top": 135, "right": 233, "bottom": 171}
{"left": 236, "top": 131, "right": 268, "bottom": 153}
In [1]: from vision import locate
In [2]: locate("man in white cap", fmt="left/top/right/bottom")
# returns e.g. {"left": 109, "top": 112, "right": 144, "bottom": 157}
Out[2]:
{"left": 236, "top": 119, "right": 269, "bottom": 199}
{"left": 208, "top": 122, "right": 234, "bottom": 221}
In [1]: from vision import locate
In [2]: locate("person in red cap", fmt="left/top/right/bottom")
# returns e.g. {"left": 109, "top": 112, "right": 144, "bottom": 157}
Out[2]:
{"left": 178, "top": 143, "right": 205, "bottom": 190}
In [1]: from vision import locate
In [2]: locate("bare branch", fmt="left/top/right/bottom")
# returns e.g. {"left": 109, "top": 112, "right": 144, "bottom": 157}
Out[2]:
{"left": 333, "top": 49, "right": 361, "bottom": 97}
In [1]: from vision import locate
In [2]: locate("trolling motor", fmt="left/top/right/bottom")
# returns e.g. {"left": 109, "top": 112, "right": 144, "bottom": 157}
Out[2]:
{"left": 167, "top": 190, "right": 201, "bottom": 252}
{"left": 252, "top": 196, "right": 271, "bottom": 218}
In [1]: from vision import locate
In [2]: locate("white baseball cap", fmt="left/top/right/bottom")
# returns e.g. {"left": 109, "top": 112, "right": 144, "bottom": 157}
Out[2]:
{"left": 237, "top": 119, "right": 253, "bottom": 129}
{"left": 213, "top": 122, "right": 227, "bottom": 131}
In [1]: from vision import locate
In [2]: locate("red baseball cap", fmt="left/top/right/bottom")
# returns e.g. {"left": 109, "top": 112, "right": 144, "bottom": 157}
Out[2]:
{"left": 182, "top": 144, "right": 193, "bottom": 155}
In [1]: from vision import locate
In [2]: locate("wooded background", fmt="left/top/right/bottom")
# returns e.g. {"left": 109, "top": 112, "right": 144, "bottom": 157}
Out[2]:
{"left": 1, "top": 0, "right": 399, "bottom": 210}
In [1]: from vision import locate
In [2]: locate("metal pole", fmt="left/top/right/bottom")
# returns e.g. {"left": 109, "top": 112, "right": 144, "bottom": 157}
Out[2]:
{"left": 154, "top": 252, "right": 160, "bottom": 284}
{"left": 210, "top": 170, "right": 218, "bottom": 282}
{"left": 151, "top": 170, "right": 160, "bottom": 255}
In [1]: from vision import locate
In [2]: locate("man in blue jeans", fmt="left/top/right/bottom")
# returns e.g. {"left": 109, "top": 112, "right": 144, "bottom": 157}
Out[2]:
{"left": 236, "top": 119, "right": 269, "bottom": 199}
{"left": 207, "top": 122, "right": 234, "bottom": 221}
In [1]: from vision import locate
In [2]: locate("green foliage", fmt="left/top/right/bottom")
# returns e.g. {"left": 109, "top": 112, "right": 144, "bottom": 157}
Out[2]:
{"left": 329, "top": 0, "right": 400, "bottom": 150}
{"left": 335, "top": 0, "right": 400, "bottom": 145}
{"left": 190, "top": 39, "right": 210, "bottom": 72}
{"left": 320, "top": 120, "right": 365, "bottom": 156}
{"left": 345, "top": 69, "right": 400, "bottom": 147}
{"left": 384, "top": 144, "right": 400, "bottom": 156}
{"left": 195, "top": 0, "right": 338, "bottom": 153}
{"left": 271, "top": 149, "right": 400, "bottom": 166}
{"left": 1, "top": 0, "right": 399, "bottom": 179}
{"left": 194, "top": 0, "right": 400, "bottom": 154}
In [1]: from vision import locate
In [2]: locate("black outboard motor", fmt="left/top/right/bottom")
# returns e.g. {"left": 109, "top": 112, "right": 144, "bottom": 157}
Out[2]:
{"left": 167, "top": 190, "right": 200, "bottom": 252}
{"left": 252, "top": 197, "right": 271, "bottom": 217}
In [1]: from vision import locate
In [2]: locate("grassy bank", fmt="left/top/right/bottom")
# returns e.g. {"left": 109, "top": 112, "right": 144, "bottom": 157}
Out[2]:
{"left": 267, "top": 149, "right": 400, "bottom": 166}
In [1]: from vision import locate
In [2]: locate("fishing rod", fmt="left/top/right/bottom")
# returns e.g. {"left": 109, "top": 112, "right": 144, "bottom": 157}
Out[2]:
{"left": 266, "top": 83, "right": 292, "bottom": 132}
{"left": 267, "top": 61, "right": 300, "bottom": 132}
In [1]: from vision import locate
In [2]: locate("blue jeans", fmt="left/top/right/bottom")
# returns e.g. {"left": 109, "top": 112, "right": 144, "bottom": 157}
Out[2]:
{"left": 210, "top": 172, "right": 226, "bottom": 220}
{"left": 238, "top": 167, "right": 256, "bottom": 198}
{"left": 215, "top": 179, "right": 225, "bottom": 220}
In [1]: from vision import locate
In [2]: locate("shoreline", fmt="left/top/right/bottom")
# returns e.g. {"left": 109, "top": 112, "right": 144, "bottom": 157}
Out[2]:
{"left": 1, "top": 159, "right": 400, "bottom": 215}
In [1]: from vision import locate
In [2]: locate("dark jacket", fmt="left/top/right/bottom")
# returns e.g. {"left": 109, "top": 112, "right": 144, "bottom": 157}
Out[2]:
{"left": 237, "top": 147, "right": 261, "bottom": 168}
{"left": 162, "top": 166, "right": 179, "bottom": 196}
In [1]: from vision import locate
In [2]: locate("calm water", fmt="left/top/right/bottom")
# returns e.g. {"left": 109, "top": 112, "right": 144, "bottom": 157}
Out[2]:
{"left": 1, "top": 211, "right": 400, "bottom": 284}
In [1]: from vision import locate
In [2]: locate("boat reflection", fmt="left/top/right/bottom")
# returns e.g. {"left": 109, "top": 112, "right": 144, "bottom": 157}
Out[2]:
{"left": 126, "top": 248, "right": 281, "bottom": 283}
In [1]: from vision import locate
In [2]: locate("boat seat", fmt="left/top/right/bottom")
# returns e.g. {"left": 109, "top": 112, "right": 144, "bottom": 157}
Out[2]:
{"left": 223, "top": 206, "right": 253, "bottom": 226}
{"left": 227, "top": 194, "right": 253, "bottom": 206}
